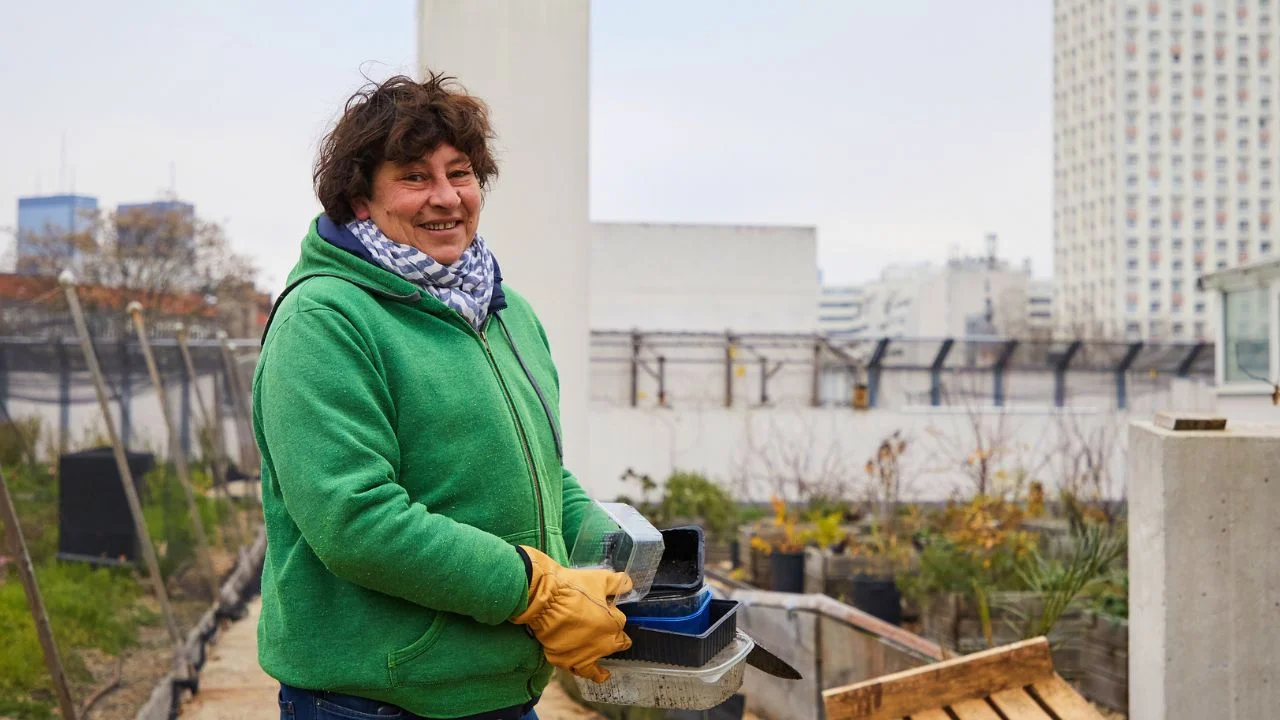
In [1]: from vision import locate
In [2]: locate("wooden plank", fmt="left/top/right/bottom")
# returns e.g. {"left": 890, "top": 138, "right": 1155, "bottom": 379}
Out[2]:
{"left": 909, "top": 710, "right": 951, "bottom": 720}
{"left": 823, "top": 638, "right": 1055, "bottom": 720}
{"left": 1030, "top": 675, "right": 1106, "bottom": 720}
{"left": 1154, "top": 411, "right": 1227, "bottom": 431}
{"left": 948, "top": 698, "right": 1001, "bottom": 720}
{"left": 989, "top": 688, "right": 1053, "bottom": 719}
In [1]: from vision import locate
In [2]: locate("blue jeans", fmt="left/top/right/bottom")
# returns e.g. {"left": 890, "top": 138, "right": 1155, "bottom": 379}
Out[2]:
{"left": 278, "top": 685, "right": 538, "bottom": 720}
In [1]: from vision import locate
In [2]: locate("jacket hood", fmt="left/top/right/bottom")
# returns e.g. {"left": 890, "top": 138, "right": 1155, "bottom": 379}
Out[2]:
{"left": 263, "top": 214, "right": 508, "bottom": 342}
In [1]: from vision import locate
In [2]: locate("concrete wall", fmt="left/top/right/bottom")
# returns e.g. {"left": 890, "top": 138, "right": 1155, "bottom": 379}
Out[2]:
{"left": 1213, "top": 390, "right": 1280, "bottom": 425}
{"left": 1128, "top": 420, "right": 1280, "bottom": 720}
{"left": 583, "top": 404, "right": 1135, "bottom": 502}
{"left": 590, "top": 222, "right": 819, "bottom": 333}
{"left": 417, "top": 0, "right": 592, "bottom": 471}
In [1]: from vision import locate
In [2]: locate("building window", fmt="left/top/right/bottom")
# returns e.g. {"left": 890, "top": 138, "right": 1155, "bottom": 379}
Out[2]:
{"left": 1222, "top": 287, "right": 1271, "bottom": 383}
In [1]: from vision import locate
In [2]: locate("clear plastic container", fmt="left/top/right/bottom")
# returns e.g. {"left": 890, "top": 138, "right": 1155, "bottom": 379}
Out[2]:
{"left": 576, "top": 630, "right": 755, "bottom": 710}
{"left": 569, "top": 502, "right": 664, "bottom": 604}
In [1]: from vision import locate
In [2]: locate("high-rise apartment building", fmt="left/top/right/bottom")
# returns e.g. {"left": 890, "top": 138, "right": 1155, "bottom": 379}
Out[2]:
{"left": 1055, "top": 0, "right": 1278, "bottom": 341}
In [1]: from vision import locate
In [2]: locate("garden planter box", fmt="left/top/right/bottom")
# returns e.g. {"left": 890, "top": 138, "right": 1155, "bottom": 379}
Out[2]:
{"left": 1077, "top": 611, "right": 1128, "bottom": 713}
{"left": 921, "top": 595, "right": 1128, "bottom": 711}
{"left": 802, "top": 547, "right": 875, "bottom": 597}
{"left": 737, "top": 524, "right": 777, "bottom": 587}
{"left": 921, "top": 592, "right": 1088, "bottom": 679}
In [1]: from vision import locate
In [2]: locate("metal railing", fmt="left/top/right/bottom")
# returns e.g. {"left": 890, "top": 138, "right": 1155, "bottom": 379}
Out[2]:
{"left": 592, "top": 330, "right": 1215, "bottom": 410}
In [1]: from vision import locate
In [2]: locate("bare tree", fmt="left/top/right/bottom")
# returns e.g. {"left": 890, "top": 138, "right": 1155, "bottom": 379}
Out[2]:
{"left": 1048, "top": 412, "right": 1127, "bottom": 523}
{"left": 8, "top": 200, "right": 258, "bottom": 335}
{"left": 918, "top": 372, "right": 1017, "bottom": 497}
{"left": 731, "top": 411, "right": 864, "bottom": 504}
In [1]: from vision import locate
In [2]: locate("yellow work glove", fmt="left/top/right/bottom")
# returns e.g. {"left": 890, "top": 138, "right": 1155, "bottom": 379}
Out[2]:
{"left": 510, "top": 545, "right": 633, "bottom": 683}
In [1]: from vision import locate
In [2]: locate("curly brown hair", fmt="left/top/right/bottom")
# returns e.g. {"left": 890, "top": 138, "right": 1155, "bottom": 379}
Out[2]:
{"left": 314, "top": 72, "right": 498, "bottom": 223}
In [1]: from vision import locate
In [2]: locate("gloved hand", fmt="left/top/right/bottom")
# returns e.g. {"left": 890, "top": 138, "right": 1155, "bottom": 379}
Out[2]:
{"left": 510, "top": 545, "right": 633, "bottom": 683}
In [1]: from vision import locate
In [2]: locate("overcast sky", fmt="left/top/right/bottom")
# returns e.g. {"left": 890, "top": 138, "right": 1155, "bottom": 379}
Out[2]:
{"left": 0, "top": 1, "right": 1052, "bottom": 294}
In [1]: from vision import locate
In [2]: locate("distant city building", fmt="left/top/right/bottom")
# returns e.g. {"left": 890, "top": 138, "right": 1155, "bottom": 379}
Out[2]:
{"left": 817, "top": 284, "right": 868, "bottom": 339}
{"left": 818, "top": 237, "right": 1052, "bottom": 340}
{"left": 15, "top": 194, "right": 99, "bottom": 275}
{"left": 115, "top": 200, "right": 196, "bottom": 252}
{"left": 1054, "top": 0, "right": 1279, "bottom": 341}
{"left": 1026, "top": 278, "right": 1054, "bottom": 335}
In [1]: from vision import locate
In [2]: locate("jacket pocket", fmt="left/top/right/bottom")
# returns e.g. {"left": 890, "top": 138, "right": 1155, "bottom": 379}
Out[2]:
{"left": 387, "top": 611, "right": 448, "bottom": 670}
{"left": 387, "top": 611, "right": 541, "bottom": 687}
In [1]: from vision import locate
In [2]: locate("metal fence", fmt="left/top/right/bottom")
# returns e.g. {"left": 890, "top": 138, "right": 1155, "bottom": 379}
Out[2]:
{"left": 3, "top": 329, "right": 1218, "bottom": 460}
{"left": 0, "top": 335, "right": 261, "bottom": 464}
{"left": 591, "top": 330, "right": 1215, "bottom": 411}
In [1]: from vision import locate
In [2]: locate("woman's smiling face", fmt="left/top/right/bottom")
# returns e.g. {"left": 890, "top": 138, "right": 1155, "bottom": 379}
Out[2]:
{"left": 352, "top": 143, "right": 482, "bottom": 265}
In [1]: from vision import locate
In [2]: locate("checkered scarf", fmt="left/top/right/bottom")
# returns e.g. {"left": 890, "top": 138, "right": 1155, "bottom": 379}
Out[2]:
{"left": 346, "top": 219, "right": 495, "bottom": 330}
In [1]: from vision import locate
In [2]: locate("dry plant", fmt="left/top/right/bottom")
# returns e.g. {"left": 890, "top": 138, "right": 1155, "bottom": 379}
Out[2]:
{"left": 1048, "top": 412, "right": 1127, "bottom": 523}
{"left": 731, "top": 410, "right": 863, "bottom": 504}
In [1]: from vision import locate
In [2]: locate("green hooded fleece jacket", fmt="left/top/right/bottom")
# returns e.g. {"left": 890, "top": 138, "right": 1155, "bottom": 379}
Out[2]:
{"left": 252, "top": 216, "right": 594, "bottom": 718}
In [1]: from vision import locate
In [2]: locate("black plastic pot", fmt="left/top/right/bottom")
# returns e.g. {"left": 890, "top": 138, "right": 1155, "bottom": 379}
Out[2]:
{"left": 850, "top": 574, "right": 902, "bottom": 626}
{"left": 651, "top": 526, "right": 705, "bottom": 594}
{"left": 769, "top": 551, "right": 805, "bottom": 593}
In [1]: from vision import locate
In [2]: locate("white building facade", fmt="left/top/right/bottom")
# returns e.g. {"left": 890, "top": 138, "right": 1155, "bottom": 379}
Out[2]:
{"left": 591, "top": 222, "right": 819, "bottom": 334}
{"left": 1055, "top": 0, "right": 1279, "bottom": 342}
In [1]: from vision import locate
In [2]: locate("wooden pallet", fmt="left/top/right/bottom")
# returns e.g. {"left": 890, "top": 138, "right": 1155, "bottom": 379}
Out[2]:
{"left": 823, "top": 637, "right": 1104, "bottom": 720}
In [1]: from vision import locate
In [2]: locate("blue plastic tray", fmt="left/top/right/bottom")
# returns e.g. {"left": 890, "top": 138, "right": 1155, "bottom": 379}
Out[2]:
{"left": 621, "top": 589, "right": 713, "bottom": 635}
{"left": 620, "top": 587, "right": 711, "bottom": 619}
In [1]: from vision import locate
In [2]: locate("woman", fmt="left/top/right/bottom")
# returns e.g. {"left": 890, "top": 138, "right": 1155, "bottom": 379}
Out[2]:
{"left": 253, "top": 73, "right": 631, "bottom": 720}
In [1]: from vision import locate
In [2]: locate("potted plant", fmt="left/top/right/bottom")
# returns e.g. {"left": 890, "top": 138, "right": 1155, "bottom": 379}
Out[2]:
{"left": 750, "top": 497, "right": 807, "bottom": 592}
{"left": 846, "top": 520, "right": 915, "bottom": 625}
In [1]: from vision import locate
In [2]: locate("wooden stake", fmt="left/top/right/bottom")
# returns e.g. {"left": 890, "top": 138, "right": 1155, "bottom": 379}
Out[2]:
{"left": 217, "top": 336, "right": 259, "bottom": 510}
{"left": 128, "top": 304, "right": 221, "bottom": 603}
{"left": 176, "top": 325, "right": 247, "bottom": 549}
{"left": 0, "top": 466, "right": 79, "bottom": 720}
{"left": 58, "top": 272, "right": 185, "bottom": 652}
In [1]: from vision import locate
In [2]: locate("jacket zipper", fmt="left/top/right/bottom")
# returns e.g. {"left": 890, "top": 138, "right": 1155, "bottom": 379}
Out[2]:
{"left": 478, "top": 325, "right": 547, "bottom": 552}
{"left": 478, "top": 323, "right": 551, "bottom": 698}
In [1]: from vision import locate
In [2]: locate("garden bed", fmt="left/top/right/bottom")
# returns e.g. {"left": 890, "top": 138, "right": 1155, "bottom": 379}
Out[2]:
{"left": 1, "top": 456, "right": 256, "bottom": 719}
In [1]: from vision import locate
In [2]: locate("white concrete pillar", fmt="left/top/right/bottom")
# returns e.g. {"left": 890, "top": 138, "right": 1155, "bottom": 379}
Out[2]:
{"left": 417, "top": 1, "right": 592, "bottom": 479}
{"left": 1128, "top": 416, "right": 1280, "bottom": 720}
